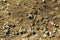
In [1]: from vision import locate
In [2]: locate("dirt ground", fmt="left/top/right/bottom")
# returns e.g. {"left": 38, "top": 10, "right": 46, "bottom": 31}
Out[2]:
{"left": 0, "top": 0, "right": 60, "bottom": 40}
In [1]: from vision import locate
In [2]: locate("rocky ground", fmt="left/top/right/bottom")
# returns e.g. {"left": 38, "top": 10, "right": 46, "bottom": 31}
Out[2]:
{"left": 0, "top": 0, "right": 60, "bottom": 40}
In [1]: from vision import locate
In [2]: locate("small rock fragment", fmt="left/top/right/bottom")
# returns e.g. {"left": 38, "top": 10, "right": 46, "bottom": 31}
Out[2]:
{"left": 27, "top": 14, "right": 34, "bottom": 20}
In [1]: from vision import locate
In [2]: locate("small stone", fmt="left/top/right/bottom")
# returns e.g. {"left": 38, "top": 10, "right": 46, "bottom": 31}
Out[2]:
{"left": 39, "top": 37, "right": 42, "bottom": 40}
{"left": 42, "top": 0, "right": 45, "bottom": 2}
{"left": 50, "top": 21, "right": 54, "bottom": 25}
{"left": 42, "top": 27, "right": 48, "bottom": 31}
{"left": 22, "top": 39, "right": 25, "bottom": 40}
{"left": 12, "top": 24, "right": 16, "bottom": 27}
{"left": 42, "top": 0, "right": 46, "bottom": 4}
{"left": 6, "top": 7, "right": 10, "bottom": 11}
{"left": 2, "top": 25, "right": 9, "bottom": 30}
{"left": 25, "top": 38, "right": 29, "bottom": 40}
{"left": 35, "top": 34, "right": 38, "bottom": 36}
{"left": 2, "top": 0, "right": 7, "bottom": 2}
{"left": 43, "top": 34, "right": 47, "bottom": 38}
{"left": 45, "top": 31, "right": 52, "bottom": 36}
{"left": 52, "top": 0, "right": 57, "bottom": 2}
{"left": 3, "top": 0, "right": 5, "bottom": 1}
{"left": 20, "top": 29, "right": 27, "bottom": 35}
{"left": 35, "top": 1, "right": 39, "bottom": 4}
{"left": 31, "top": 23, "right": 35, "bottom": 26}
{"left": 53, "top": 24, "right": 59, "bottom": 28}
{"left": 36, "top": 19, "right": 40, "bottom": 23}
{"left": 45, "top": 31, "right": 48, "bottom": 34}
{"left": 16, "top": 2, "right": 20, "bottom": 6}
{"left": 4, "top": 29, "right": 9, "bottom": 34}
{"left": 6, "top": 3, "right": 10, "bottom": 6}
{"left": 36, "top": 27, "right": 40, "bottom": 30}
{"left": 27, "top": 14, "right": 34, "bottom": 20}
{"left": 32, "top": 31, "right": 36, "bottom": 35}
{"left": 29, "top": 27, "right": 34, "bottom": 33}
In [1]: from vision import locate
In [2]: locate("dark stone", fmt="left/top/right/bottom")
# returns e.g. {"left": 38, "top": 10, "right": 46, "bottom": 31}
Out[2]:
{"left": 8, "top": 13, "right": 11, "bottom": 16}
{"left": 16, "top": 32, "right": 19, "bottom": 35}
{"left": 28, "top": 15, "right": 34, "bottom": 19}
{"left": 12, "top": 25, "right": 16, "bottom": 27}
{"left": 55, "top": 24, "right": 59, "bottom": 28}
{"left": 20, "top": 30, "right": 26, "bottom": 35}
{"left": 32, "top": 31, "right": 36, "bottom": 35}
{"left": 8, "top": 24, "right": 12, "bottom": 27}
{"left": 47, "top": 32, "right": 50, "bottom": 36}
{"left": 35, "top": 1, "right": 39, "bottom": 4}
{"left": 20, "top": 31, "right": 26, "bottom": 35}
{"left": 32, "top": 23, "right": 35, "bottom": 26}
{"left": 36, "top": 27, "right": 40, "bottom": 30}
{"left": 36, "top": 19, "right": 39, "bottom": 23}
{"left": 6, "top": 29, "right": 10, "bottom": 35}
{"left": 27, "top": 33, "right": 32, "bottom": 37}
{"left": 0, "top": 16, "right": 1, "bottom": 18}
{"left": 42, "top": 1, "right": 47, "bottom": 4}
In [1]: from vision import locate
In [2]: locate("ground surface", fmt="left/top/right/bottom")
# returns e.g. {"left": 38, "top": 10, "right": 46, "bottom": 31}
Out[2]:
{"left": 0, "top": 0, "right": 60, "bottom": 40}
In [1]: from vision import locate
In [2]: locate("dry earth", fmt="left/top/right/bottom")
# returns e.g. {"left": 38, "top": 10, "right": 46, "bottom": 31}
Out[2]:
{"left": 0, "top": 0, "right": 60, "bottom": 40}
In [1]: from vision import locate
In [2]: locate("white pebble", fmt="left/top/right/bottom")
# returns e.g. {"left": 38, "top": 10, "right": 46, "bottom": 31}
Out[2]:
{"left": 45, "top": 31, "right": 48, "bottom": 34}
{"left": 39, "top": 37, "right": 42, "bottom": 40}
{"left": 42, "top": 0, "right": 45, "bottom": 2}
{"left": 50, "top": 21, "right": 54, "bottom": 25}
{"left": 16, "top": 2, "right": 20, "bottom": 6}
{"left": 43, "top": 34, "right": 47, "bottom": 37}
{"left": 3, "top": 0, "right": 6, "bottom": 2}
{"left": 49, "top": 31, "right": 52, "bottom": 35}
{"left": 35, "top": 34, "right": 38, "bottom": 36}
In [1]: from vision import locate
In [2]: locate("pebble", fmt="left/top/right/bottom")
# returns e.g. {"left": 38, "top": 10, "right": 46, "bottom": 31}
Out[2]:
{"left": 50, "top": 21, "right": 54, "bottom": 25}
{"left": 45, "top": 31, "right": 48, "bottom": 34}
{"left": 42, "top": 0, "right": 46, "bottom": 4}
{"left": 29, "top": 27, "right": 36, "bottom": 35}
{"left": 27, "top": 14, "right": 34, "bottom": 20}
{"left": 22, "top": 38, "right": 25, "bottom": 40}
{"left": 43, "top": 34, "right": 47, "bottom": 38}
{"left": 39, "top": 37, "right": 42, "bottom": 40}
{"left": 16, "top": 2, "right": 20, "bottom": 6}
{"left": 46, "top": 31, "right": 52, "bottom": 37}
{"left": 32, "top": 31, "right": 36, "bottom": 35}
{"left": 25, "top": 38, "right": 29, "bottom": 40}
{"left": 42, "top": 27, "right": 48, "bottom": 32}
{"left": 0, "top": 38, "right": 5, "bottom": 40}
{"left": 42, "top": 0, "right": 45, "bottom": 2}
{"left": 31, "top": 23, "right": 35, "bottom": 26}
{"left": 6, "top": 7, "right": 10, "bottom": 11}
{"left": 36, "top": 19, "right": 40, "bottom": 23}
{"left": 20, "top": 29, "right": 27, "bottom": 35}
{"left": 2, "top": 0, "right": 6, "bottom": 2}
{"left": 44, "top": 31, "right": 52, "bottom": 37}
{"left": 4, "top": 29, "right": 9, "bottom": 34}
{"left": 35, "top": 34, "right": 38, "bottom": 36}
{"left": 52, "top": 0, "right": 57, "bottom": 2}
{"left": 53, "top": 24, "right": 59, "bottom": 28}
{"left": 2, "top": 25, "right": 9, "bottom": 30}
{"left": 35, "top": 1, "right": 39, "bottom": 4}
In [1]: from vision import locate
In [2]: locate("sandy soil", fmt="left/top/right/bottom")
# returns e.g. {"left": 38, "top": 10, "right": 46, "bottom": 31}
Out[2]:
{"left": 0, "top": 0, "right": 60, "bottom": 40}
